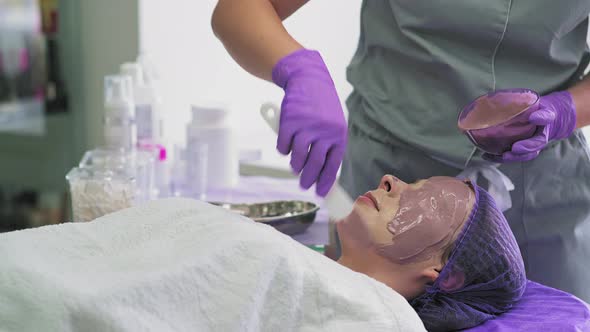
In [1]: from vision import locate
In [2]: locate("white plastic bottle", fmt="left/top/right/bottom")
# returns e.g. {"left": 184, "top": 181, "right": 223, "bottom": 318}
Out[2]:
{"left": 103, "top": 75, "right": 136, "bottom": 150}
{"left": 186, "top": 104, "right": 238, "bottom": 191}
{"left": 120, "top": 62, "right": 169, "bottom": 197}
{"left": 120, "top": 62, "right": 162, "bottom": 144}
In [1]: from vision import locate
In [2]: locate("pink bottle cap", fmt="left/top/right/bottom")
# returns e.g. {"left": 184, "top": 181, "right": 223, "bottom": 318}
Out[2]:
{"left": 156, "top": 144, "right": 167, "bottom": 161}
{"left": 137, "top": 140, "right": 167, "bottom": 161}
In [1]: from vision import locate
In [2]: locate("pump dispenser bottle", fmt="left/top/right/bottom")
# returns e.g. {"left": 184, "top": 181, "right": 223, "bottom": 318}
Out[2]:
{"left": 104, "top": 75, "right": 136, "bottom": 150}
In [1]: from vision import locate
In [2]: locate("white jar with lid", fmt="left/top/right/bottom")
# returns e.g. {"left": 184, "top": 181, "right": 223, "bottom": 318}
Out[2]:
{"left": 186, "top": 104, "right": 238, "bottom": 190}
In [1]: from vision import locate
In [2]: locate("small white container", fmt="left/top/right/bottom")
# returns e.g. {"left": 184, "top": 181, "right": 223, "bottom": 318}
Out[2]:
{"left": 187, "top": 142, "right": 208, "bottom": 200}
{"left": 170, "top": 145, "right": 188, "bottom": 197}
{"left": 186, "top": 104, "right": 238, "bottom": 190}
{"left": 137, "top": 142, "right": 170, "bottom": 198}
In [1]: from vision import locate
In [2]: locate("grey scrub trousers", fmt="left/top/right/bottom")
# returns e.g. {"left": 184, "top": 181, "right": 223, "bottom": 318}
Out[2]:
{"left": 340, "top": 0, "right": 590, "bottom": 301}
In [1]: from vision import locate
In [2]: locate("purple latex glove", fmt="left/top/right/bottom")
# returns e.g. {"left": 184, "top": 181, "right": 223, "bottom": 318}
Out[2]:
{"left": 272, "top": 49, "right": 347, "bottom": 196}
{"left": 483, "top": 91, "right": 577, "bottom": 163}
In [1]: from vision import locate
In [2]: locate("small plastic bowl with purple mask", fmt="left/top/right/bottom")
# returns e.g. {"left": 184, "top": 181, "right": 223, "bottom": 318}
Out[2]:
{"left": 458, "top": 88, "right": 540, "bottom": 156}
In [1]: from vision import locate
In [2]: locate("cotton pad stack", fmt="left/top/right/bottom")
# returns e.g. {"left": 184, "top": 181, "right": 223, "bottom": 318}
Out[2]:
{"left": 66, "top": 166, "right": 136, "bottom": 222}
{"left": 65, "top": 148, "right": 153, "bottom": 222}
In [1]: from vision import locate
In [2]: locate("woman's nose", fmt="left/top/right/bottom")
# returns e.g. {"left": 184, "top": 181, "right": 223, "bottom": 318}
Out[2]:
{"left": 378, "top": 175, "right": 405, "bottom": 193}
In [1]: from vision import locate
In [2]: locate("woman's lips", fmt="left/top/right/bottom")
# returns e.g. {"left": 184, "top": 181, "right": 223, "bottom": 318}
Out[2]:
{"left": 358, "top": 192, "right": 379, "bottom": 211}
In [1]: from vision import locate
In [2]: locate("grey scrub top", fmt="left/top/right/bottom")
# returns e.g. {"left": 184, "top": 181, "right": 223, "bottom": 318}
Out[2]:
{"left": 346, "top": 0, "right": 590, "bottom": 166}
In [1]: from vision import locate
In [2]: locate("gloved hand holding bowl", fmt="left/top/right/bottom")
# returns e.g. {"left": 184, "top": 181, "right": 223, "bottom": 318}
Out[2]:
{"left": 458, "top": 88, "right": 577, "bottom": 163}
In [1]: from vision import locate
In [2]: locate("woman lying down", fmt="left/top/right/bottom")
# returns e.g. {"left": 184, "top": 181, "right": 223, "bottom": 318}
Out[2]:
{"left": 0, "top": 175, "right": 525, "bottom": 332}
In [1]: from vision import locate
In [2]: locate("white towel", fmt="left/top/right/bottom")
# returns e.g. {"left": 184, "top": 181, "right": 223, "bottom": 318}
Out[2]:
{"left": 0, "top": 198, "right": 425, "bottom": 332}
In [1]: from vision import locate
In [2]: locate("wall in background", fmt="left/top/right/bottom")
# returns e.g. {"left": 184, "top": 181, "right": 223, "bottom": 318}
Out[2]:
{"left": 0, "top": 0, "right": 140, "bottom": 190}
{"left": 73, "top": 0, "right": 140, "bottom": 155}
{"left": 139, "top": 1, "right": 361, "bottom": 168}
{"left": 0, "top": 0, "right": 78, "bottom": 191}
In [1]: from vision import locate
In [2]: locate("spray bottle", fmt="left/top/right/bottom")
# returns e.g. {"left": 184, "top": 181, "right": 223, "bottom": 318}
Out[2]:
{"left": 120, "top": 62, "right": 162, "bottom": 144}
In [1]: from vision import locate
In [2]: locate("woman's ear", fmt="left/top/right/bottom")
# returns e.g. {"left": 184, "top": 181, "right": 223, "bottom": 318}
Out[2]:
{"left": 420, "top": 265, "right": 465, "bottom": 292}
{"left": 420, "top": 267, "right": 441, "bottom": 284}
{"left": 438, "top": 268, "right": 465, "bottom": 292}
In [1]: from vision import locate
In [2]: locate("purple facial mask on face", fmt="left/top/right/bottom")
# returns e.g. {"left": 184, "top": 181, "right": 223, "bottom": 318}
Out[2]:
{"left": 377, "top": 177, "right": 474, "bottom": 264}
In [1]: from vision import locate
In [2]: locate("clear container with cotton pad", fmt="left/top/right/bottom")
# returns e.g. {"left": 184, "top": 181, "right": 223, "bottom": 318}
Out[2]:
{"left": 66, "top": 163, "right": 136, "bottom": 222}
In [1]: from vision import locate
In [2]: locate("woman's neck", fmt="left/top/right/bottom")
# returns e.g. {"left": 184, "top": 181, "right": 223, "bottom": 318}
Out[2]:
{"left": 338, "top": 250, "right": 413, "bottom": 299}
{"left": 338, "top": 250, "right": 396, "bottom": 278}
